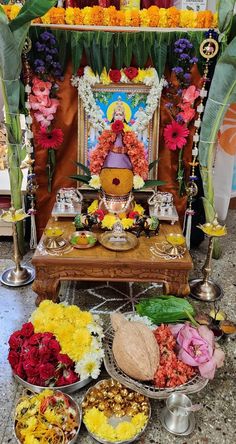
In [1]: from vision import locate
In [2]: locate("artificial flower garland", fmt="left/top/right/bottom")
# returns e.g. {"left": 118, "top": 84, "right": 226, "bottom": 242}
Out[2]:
{"left": 72, "top": 66, "right": 164, "bottom": 136}
{"left": 2, "top": 5, "right": 218, "bottom": 29}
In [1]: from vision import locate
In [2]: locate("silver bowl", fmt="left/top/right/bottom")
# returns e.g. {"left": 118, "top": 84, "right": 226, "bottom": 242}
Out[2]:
{"left": 14, "top": 373, "right": 92, "bottom": 394}
{"left": 14, "top": 390, "right": 82, "bottom": 444}
{"left": 82, "top": 379, "right": 151, "bottom": 444}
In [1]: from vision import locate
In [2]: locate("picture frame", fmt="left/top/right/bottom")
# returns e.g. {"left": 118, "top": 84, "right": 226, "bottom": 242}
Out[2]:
{"left": 77, "top": 83, "right": 160, "bottom": 180}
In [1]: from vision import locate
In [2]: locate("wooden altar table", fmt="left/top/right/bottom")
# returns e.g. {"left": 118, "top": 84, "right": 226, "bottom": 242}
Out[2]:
{"left": 32, "top": 219, "right": 193, "bottom": 306}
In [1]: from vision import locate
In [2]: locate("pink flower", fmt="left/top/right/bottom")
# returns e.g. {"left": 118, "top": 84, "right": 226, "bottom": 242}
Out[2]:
{"left": 29, "top": 94, "right": 51, "bottom": 110}
{"left": 170, "top": 324, "right": 225, "bottom": 379}
{"left": 164, "top": 121, "right": 189, "bottom": 151}
{"left": 38, "top": 98, "right": 59, "bottom": 116}
{"left": 182, "top": 85, "right": 199, "bottom": 103}
{"left": 32, "top": 77, "right": 52, "bottom": 96}
{"left": 178, "top": 103, "right": 196, "bottom": 123}
{"left": 34, "top": 113, "right": 53, "bottom": 128}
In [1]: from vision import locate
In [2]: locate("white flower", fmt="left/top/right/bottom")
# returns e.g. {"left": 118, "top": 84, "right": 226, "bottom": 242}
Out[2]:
{"left": 89, "top": 175, "right": 101, "bottom": 190}
{"left": 126, "top": 313, "right": 156, "bottom": 330}
{"left": 87, "top": 322, "right": 104, "bottom": 339}
{"left": 133, "top": 175, "right": 145, "bottom": 190}
{"left": 75, "top": 353, "right": 102, "bottom": 380}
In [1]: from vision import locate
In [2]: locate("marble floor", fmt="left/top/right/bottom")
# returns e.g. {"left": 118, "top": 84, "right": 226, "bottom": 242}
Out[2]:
{"left": 0, "top": 211, "right": 236, "bottom": 444}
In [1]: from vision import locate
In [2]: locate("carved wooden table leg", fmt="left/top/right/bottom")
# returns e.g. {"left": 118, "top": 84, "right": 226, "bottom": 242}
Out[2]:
{"left": 32, "top": 277, "right": 60, "bottom": 306}
{"left": 163, "top": 270, "right": 190, "bottom": 296}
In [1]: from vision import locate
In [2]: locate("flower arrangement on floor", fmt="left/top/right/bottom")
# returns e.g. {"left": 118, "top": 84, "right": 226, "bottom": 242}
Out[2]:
{"left": 2, "top": 5, "right": 218, "bottom": 29}
{"left": 163, "top": 37, "right": 200, "bottom": 195}
{"left": 8, "top": 301, "right": 104, "bottom": 386}
{"left": 15, "top": 389, "right": 80, "bottom": 444}
{"left": 29, "top": 30, "right": 64, "bottom": 192}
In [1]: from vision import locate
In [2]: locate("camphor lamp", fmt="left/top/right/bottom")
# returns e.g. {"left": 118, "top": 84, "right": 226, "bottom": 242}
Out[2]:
{"left": 0, "top": 206, "right": 35, "bottom": 286}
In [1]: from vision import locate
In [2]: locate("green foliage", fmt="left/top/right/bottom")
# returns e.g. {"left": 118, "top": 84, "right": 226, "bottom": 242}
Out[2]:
{"left": 136, "top": 295, "right": 195, "bottom": 324}
{"left": 218, "top": 0, "right": 236, "bottom": 34}
{"left": 9, "top": 0, "right": 57, "bottom": 31}
{"left": 141, "top": 179, "right": 165, "bottom": 189}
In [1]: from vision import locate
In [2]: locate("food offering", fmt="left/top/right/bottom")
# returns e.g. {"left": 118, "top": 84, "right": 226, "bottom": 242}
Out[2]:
{"left": 14, "top": 389, "right": 81, "bottom": 444}
{"left": 70, "top": 231, "right": 97, "bottom": 249}
{"left": 82, "top": 379, "right": 150, "bottom": 443}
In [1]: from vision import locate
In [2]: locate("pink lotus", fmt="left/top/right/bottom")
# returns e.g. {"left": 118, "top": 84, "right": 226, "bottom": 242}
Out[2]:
{"left": 170, "top": 324, "right": 225, "bottom": 379}
{"left": 182, "top": 85, "right": 200, "bottom": 103}
{"left": 32, "top": 77, "right": 52, "bottom": 97}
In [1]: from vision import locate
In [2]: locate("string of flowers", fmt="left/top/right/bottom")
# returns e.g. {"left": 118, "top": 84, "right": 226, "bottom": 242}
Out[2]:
{"left": 163, "top": 38, "right": 200, "bottom": 195}
{"left": 2, "top": 5, "right": 218, "bottom": 29}
{"left": 71, "top": 66, "right": 164, "bottom": 136}
{"left": 28, "top": 30, "right": 64, "bottom": 193}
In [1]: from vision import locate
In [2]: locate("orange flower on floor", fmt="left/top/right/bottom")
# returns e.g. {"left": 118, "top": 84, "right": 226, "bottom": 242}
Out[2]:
{"left": 167, "top": 7, "right": 180, "bottom": 28}
{"left": 74, "top": 8, "right": 83, "bottom": 25}
{"left": 91, "top": 6, "right": 104, "bottom": 26}
{"left": 50, "top": 7, "right": 65, "bottom": 24}
{"left": 148, "top": 6, "right": 159, "bottom": 28}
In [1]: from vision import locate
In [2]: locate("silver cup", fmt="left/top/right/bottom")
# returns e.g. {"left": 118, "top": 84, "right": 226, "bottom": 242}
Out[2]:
{"left": 164, "top": 393, "right": 192, "bottom": 434}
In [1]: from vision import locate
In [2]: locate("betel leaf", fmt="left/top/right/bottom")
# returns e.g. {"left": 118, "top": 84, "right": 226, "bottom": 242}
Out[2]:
{"left": 133, "top": 33, "right": 150, "bottom": 68}
{"left": 92, "top": 32, "right": 103, "bottom": 75}
{"left": 83, "top": 32, "right": 94, "bottom": 68}
{"left": 150, "top": 34, "right": 168, "bottom": 78}
{"left": 9, "top": 0, "right": 58, "bottom": 31}
{"left": 136, "top": 296, "right": 195, "bottom": 324}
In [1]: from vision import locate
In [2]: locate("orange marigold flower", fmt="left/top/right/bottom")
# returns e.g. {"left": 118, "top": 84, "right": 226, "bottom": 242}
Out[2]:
{"left": 116, "top": 10, "right": 125, "bottom": 26}
{"left": 91, "top": 6, "right": 104, "bottom": 26}
{"left": 196, "top": 11, "right": 205, "bottom": 28}
{"left": 50, "top": 7, "right": 65, "bottom": 24}
{"left": 130, "top": 10, "right": 140, "bottom": 27}
{"left": 74, "top": 8, "right": 83, "bottom": 25}
{"left": 32, "top": 17, "right": 42, "bottom": 24}
{"left": 204, "top": 10, "right": 213, "bottom": 28}
{"left": 167, "top": 7, "right": 180, "bottom": 28}
{"left": 1, "top": 5, "right": 11, "bottom": 19}
{"left": 148, "top": 6, "right": 159, "bottom": 28}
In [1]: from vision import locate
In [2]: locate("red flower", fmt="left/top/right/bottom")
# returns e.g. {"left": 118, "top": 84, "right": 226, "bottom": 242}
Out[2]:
{"left": 39, "top": 363, "right": 56, "bottom": 381}
{"left": 57, "top": 353, "right": 74, "bottom": 367}
{"left": 25, "top": 348, "right": 40, "bottom": 367}
{"left": 56, "top": 376, "right": 67, "bottom": 386}
{"left": 94, "top": 209, "right": 105, "bottom": 221}
{"left": 21, "top": 322, "right": 34, "bottom": 338}
{"left": 38, "top": 346, "right": 52, "bottom": 363}
{"left": 164, "top": 121, "right": 190, "bottom": 151}
{"left": 111, "top": 120, "right": 124, "bottom": 134}
{"left": 63, "top": 369, "right": 79, "bottom": 385}
{"left": 128, "top": 211, "right": 139, "bottom": 219}
{"left": 8, "top": 350, "right": 20, "bottom": 369}
{"left": 109, "top": 69, "right": 121, "bottom": 83}
{"left": 29, "top": 333, "right": 43, "bottom": 346}
{"left": 41, "top": 332, "right": 54, "bottom": 345}
{"left": 124, "top": 67, "right": 138, "bottom": 80}
{"left": 15, "top": 362, "right": 26, "bottom": 379}
{"left": 8, "top": 331, "right": 23, "bottom": 350}
{"left": 49, "top": 339, "right": 61, "bottom": 355}
{"left": 23, "top": 362, "right": 39, "bottom": 379}
{"left": 36, "top": 127, "right": 64, "bottom": 149}
{"left": 77, "top": 66, "right": 84, "bottom": 77}
{"left": 28, "top": 376, "right": 44, "bottom": 386}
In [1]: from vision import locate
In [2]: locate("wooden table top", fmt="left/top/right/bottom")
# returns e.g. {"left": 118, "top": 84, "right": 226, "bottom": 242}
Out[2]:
{"left": 32, "top": 218, "right": 193, "bottom": 271}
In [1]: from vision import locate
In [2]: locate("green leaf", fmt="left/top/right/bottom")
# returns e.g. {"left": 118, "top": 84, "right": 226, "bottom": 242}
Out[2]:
{"left": 114, "top": 33, "right": 124, "bottom": 69}
{"left": 75, "top": 161, "right": 91, "bottom": 175}
{"left": 218, "top": 0, "right": 236, "bottom": 34}
{"left": 202, "top": 197, "right": 216, "bottom": 223}
{"left": 92, "top": 32, "right": 103, "bottom": 75}
{"left": 83, "top": 32, "right": 94, "bottom": 68}
{"left": 20, "top": 145, "right": 27, "bottom": 162}
{"left": 148, "top": 159, "right": 159, "bottom": 171}
{"left": 70, "top": 174, "right": 91, "bottom": 184}
{"left": 9, "top": 0, "right": 58, "bottom": 31}
{"left": 52, "top": 30, "right": 69, "bottom": 72}
{"left": 71, "top": 32, "right": 84, "bottom": 74}
{"left": 150, "top": 34, "right": 168, "bottom": 78}
{"left": 102, "top": 32, "right": 114, "bottom": 72}
{"left": 0, "top": 24, "right": 21, "bottom": 80}
{"left": 123, "top": 33, "right": 133, "bottom": 68}
{"left": 142, "top": 180, "right": 165, "bottom": 189}
{"left": 133, "top": 33, "right": 149, "bottom": 68}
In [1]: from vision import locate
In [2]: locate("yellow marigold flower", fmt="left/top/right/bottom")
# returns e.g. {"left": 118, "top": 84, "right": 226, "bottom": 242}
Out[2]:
{"left": 88, "top": 199, "right": 99, "bottom": 214}
{"left": 98, "top": 423, "right": 117, "bottom": 441}
{"left": 74, "top": 8, "right": 83, "bottom": 25}
{"left": 101, "top": 214, "right": 117, "bottom": 230}
{"left": 179, "top": 10, "right": 197, "bottom": 28}
{"left": 65, "top": 7, "right": 75, "bottom": 25}
{"left": 50, "top": 7, "right": 65, "bottom": 24}
{"left": 44, "top": 408, "right": 62, "bottom": 425}
{"left": 24, "top": 436, "right": 39, "bottom": 444}
{"left": 131, "top": 413, "right": 148, "bottom": 432}
{"left": 100, "top": 68, "right": 112, "bottom": 85}
{"left": 82, "top": 7, "right": 92, "bottom": 25}
{"left": 116, "top": 10, "right": 125, "bottom": 26}
{"left": 212, "top": 12, "right": 218, "bottom": 28}
{"left": 121, "top": 218, "right": 134, "bottom": 230}
{"left": 159, "top": 8, "right": 168, "bottom": 28}
{"left": 133, "top": 68, "right": 145, "bottom": 83}
{"left": 9, "top": 5, "right": 21, "bottom": 20}
{"left": 130, "top": 10, "right": 140, "bottom": 27}
{"left": 1, "top": 5, "right": 11, "bottom": 20}
{"left": 116, "top": 421, "right": 137, "bottom": 440}
{"left": 167, "top": 7, "right": 180, "bottom": 28}
{"left": 148, "top": 6, "right": 159, "bottom": 27}
{"left": 16, "top": 400, "right": 31, "bottom": 415}
{"left": 133, "top": 202, "right": 145, "bottom": 215}
{"left": 41, "top": 11, "right": 51, "bottom": 24}
{"left": 84, "top": 407, "right": 107, "bottom": 434}
{"left": 140, "top": 9, "right": 150, "bottom": 28}
{"left": 91, "top": 5, "right": 104, "bottom": 26}
{"left": 25, "top": 417, "right": 37, "bottom": 431}
{"left": 125, "top": 10, "right": 132, "bottom": 27}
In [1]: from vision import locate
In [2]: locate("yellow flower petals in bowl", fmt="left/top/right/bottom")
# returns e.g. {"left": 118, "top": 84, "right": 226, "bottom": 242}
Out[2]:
{"left": 166, "top": 233, "right": 185, "bottom": 246}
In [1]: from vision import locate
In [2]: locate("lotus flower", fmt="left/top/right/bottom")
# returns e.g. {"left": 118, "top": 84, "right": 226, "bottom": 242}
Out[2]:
{"left": 169, "top": 323, "right": 225, "bottom": 379}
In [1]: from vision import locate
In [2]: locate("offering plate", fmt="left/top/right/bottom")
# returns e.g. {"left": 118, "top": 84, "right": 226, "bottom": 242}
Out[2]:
{"left": 69, "top": 231, "right": 97, "bottom": 249}
{"left": 14, "top": 373, "right": 92, "bottom": 394}
{"left": 99, "top": 231, "right": 138, "bottom": 251}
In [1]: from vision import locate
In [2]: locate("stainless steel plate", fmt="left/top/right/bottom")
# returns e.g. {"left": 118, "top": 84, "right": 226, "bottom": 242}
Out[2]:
{"left": 14, "top": 373, "right": 92, "bottom": 394}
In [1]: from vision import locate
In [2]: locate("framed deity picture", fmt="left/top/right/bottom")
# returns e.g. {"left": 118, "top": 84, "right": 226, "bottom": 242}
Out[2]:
{"left": 77, "top": 83, "right": 160, "bottom": 180}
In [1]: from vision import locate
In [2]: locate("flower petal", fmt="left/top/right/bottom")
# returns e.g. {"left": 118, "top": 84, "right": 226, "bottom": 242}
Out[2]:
{"left": 213, "top": 345, "right": 225, "bottom": 369}
{"left": 198, "top": 357, "right": 217, "bottom": 379}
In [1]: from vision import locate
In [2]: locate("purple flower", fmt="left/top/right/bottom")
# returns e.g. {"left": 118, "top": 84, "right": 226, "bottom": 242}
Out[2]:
{"left": 36, "top": 42, "right": 46, "bottom": 52}
{"left": 165, "top": 102, "right": 172, "bottom": 109}
{"left": 177, "top": 88, "right": 183, "bottom": 95}
{"left": 174, "top": 48, "right": 183, "bottom": 54}
{"left": 40, "top": 31, "right": 53, "bottom": 41}
{"left": 184, "top": 73, "right": 191, "bottom": 81}
{"left": 35, "top": 66, "right": 46, "bottom": 74}
{"left": 46, "top": 55, "right": 53, "bottom": 62}
{"left": 34, "top": 59, "right": 45, "bottom": 67}
{"left": 190, "top": 57, "right": 198, "bottom": 64}
{"left": 180, "top": 53, "right": 190, "bottom": 60}
{"left": 172, "top": 66, "right": 184, "bottom": 75}
{"left": 176, "top": 114, "right": 184, "bottom": 123}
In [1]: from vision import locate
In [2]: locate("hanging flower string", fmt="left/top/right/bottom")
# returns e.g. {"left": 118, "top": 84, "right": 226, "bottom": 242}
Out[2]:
{"left": 163, "top": 38, "right": 199, "bottom": 196}
{"left": 29, "top": 31, "right": 64, "bottom": 193}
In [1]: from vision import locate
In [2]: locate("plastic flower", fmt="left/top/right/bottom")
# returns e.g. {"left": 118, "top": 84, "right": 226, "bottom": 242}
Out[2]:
{"left": 124, "top": 67, "right": 139, "bottom": 81}
{"left": 88, "top": 199, "right": 99, "bottom": 214}
{"left": 164, "top": 121, "right": 189, "bottom": 151}
{"left": 109, "top": 69, "right": 121, "bottom": 83}
{"left": 36, "top": 128, "right": 63, "bottom": 150}
{"left": 89, "top": 175, "right": 101, "bottom": 190}
{"left": 133, "top": 174, "right": 145, "bottom": 190}
{"left": 101, "top": 214, "right": 117, "bottom": 230}
{"left": 170, "top": 324, "right": 225, "bottom": 379}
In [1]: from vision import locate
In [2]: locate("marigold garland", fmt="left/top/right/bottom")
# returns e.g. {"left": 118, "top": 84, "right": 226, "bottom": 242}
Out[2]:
{"left": 2, "top": 5, "right": 217, "bottom": 29}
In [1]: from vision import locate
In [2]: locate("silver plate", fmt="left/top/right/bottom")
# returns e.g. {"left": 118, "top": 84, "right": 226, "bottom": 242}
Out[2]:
{"left": 14, "top": 390, "right": 82, "bottom": 444}
{"left": 0, "top": 265, "right": 35, "bottom": 287}
{"left": 14, "top": 373, "right": 92, "bottom": 394}
{"left": 83, "top": 379, "right": 151, "bottom": 444}
{"left": 160, "top": 407, "right": 195, "bottom": 436}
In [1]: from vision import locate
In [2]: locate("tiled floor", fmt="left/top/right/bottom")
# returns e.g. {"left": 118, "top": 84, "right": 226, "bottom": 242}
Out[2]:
{"left": 0, "top": 211, "right": 236, "bottom": 443}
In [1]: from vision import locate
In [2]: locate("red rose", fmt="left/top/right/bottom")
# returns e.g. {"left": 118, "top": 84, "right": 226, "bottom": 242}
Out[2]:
{"left": 77, "top": 66, "right": 84, "bottom": 77}
{"left": 57, "top": 353, "right": 74, "bottom": 368}
{"left": 39, "top": 363, "right": 56, "bottom": 381}
{"left": 29, "top": 333, "right": 43, "bottom": 345}
{"left": 15, "top": 361, "right": 26, "bottom": 379}
{"left": 94, "top": 209, "right": 105, "bottom": 221}
{"left": 111, "top": 120, "right": 124, "bottom": 134}
{"left": 21, "top": 322, "right": 34, "bottom": 338}
{"left": 8, "top": 350, "right": 20, "bottom": 369}
{"left": 23, "top": 362, "right": 39, "bottom": 378}
{"left": 26, "top": 348, "right": 40, "bottom": 367}
{"left": 49, "top": 339, "right": 61, "bottom": 355}
{"left": 109, "top": 69, "right": 121, "bottom": 83}
{"left": 39, "top": 346, "right": 52, "bottom": 364}
{"left": 63, "top": 369, "right": 79, "bottom": 385}
{"left": 124, "top": 67, "right": 138, "bottom": 80}
{"left": 41, "top": 332, "right": 54, "bottom": 346}
{"left": 8, "top": 331, "right": 23, "bottom": 350}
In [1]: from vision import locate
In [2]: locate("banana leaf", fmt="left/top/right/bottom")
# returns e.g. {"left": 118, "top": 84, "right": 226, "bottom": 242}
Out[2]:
{"left": 218, "top": 0, "right": 236, "bottom": 34}
{"left": 9, "top": 0, "right": 57, "bottom": 31}
{"left": 70, "top": 174, "right": 91, "bottom": 184}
